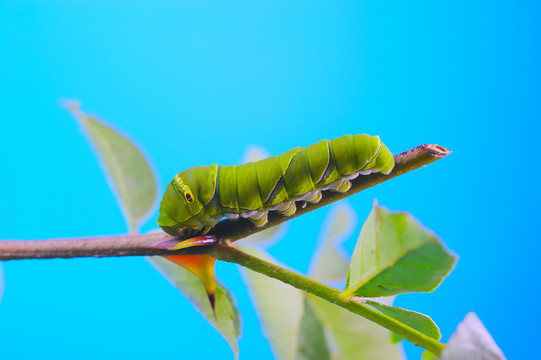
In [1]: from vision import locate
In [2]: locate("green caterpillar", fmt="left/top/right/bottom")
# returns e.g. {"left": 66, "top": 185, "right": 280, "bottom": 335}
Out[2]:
{"left": 158, "top": 134, "right": 394, "bottom": 238}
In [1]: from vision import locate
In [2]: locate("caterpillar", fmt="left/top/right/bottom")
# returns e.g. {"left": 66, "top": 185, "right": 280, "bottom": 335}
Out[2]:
{"left": 158, "top": 134, "right": 394, "bottom": 238}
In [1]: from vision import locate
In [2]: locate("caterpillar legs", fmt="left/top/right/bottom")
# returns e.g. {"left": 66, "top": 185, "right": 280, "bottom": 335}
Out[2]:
{"left": 221, "top": 178, "right": 352, "bottom": 228}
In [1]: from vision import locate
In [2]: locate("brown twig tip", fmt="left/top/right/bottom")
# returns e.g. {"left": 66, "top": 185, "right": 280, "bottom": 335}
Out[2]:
{"left": 397, "top": 144, "right": 451, "bottom": 160}
{"left": 424, "top": 144, "right": 451, "bottom": 157}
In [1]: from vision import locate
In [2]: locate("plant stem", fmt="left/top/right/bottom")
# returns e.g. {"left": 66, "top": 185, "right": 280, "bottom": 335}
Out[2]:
{"left": 0, "top": 232, "right": 178, "bottom": 260}
{"left": 210, "top": 244, "right": 445, "bottom": 356}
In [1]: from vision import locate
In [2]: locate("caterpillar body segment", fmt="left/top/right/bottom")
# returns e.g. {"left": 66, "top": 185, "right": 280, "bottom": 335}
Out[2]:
{"left": 158, "top": 134, "right": 394, "bottom": 237}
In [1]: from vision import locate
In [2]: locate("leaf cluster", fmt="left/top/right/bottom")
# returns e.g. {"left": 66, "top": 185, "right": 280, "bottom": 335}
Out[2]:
{"left": 57, "top": 103, "right": 505, "bottom": 359}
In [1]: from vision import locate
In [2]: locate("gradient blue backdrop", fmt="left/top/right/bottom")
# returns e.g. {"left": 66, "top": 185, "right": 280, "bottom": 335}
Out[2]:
{"left": 1, "top": 1, "right": 539, "bottom": 359}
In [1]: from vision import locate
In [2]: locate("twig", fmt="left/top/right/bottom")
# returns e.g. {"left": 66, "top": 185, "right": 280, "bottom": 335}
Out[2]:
{"left": 210, "top": 244, "right": 446, "bottom": 355}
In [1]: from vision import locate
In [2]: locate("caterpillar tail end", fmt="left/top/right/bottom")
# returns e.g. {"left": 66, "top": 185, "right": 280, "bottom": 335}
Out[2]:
{"left": 376, "top": 142, "right": 396, "bottom": 175}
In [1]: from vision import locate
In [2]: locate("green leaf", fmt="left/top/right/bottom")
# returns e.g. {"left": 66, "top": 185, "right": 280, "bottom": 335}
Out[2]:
{"left": 308, "top": 296, "right": 404, "bottom": 360}
{"left": 310, "top": 203, "right": 355, "bottom": 283}
{"left": 65, "top": 101, "right": 158, "bottom": 234}
{"left": 438, "top": 313, "right": 506, "bottom": 360}
{"left": 239, "top": 246, "right": 330, "bottom": 360}
{"left": 364, "top": 300, "right": 441, "bottom": 340}
{"left": 148, "top": 256, "right": 241, "bottom": 358}
{"left": 344, "top": 202, "right": 457, "bottom": 297}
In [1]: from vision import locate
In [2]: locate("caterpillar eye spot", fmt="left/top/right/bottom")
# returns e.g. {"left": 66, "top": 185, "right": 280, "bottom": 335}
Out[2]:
{"left": 171, "top": 176, "right": 196, "bottom": 204}
{"left": 184, "top": 190, "right": 195, "bottom": 204}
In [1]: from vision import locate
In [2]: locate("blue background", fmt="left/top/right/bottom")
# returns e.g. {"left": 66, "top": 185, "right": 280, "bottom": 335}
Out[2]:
{"left": 1, "top": 1, "right": 539, "bottom": 358}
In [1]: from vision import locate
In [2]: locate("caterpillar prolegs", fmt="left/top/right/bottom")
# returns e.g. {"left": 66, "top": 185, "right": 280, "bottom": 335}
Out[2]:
{"left": 158, "top": 134, "right": 394, "bottom": 238}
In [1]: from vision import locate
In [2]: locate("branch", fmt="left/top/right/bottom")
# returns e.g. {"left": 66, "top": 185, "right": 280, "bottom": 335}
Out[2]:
{"left": 210, "top": 244, "right": 446, "bottom": 355}
{"left": 0, "top": 144, "right": 450, "bottom": 261}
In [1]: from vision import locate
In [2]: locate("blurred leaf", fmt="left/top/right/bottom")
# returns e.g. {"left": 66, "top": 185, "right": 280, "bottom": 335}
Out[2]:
{"left": 239, "top": 246, "right": 330, "bottom": 360}
{"left": 390, "top": 332, "right": 404, "bottom": 344}
{"left": 422, "top": 350, "right": 437, "bottom": 360}
{"left": 0, "top": 263, "right": 4, "bottom": 304}
{"left": 364, "top": 300, "right": 441, "bottom": 340}
{"left": 148, "top": 256, "right": 241, "bottom": 358}
{"left": 296, "top": 298, "right": 331, "bottom": 360}
{"left": 65, "top": 101, "right": 158, "bottom": 233}
{"left": 245, "top": 225, "right": 284, "bottom": 245}
{"left": 241, "top": 145, "right": 270, "bottom": 163}
{"left": 345, "top": 202, "right": 457, "bottom": 297}
{"left": 438, "top": 312, "right": 506, "bottom": 360}
{"left": 308, "top": 295, "right": 404, "bottom": 360}
{"left": 310, "top": 203, "right": 356, "bottom": 283}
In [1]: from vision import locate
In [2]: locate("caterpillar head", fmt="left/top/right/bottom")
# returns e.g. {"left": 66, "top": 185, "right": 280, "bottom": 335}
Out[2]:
{"left": 158, "top": 165, "right": 220, "bottom": 238}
